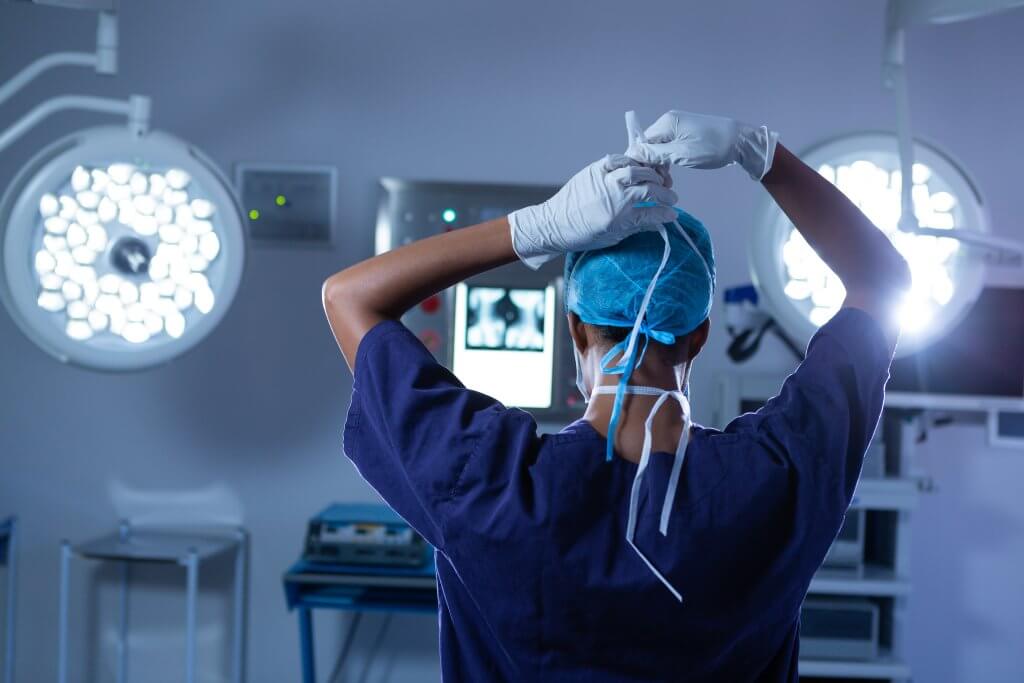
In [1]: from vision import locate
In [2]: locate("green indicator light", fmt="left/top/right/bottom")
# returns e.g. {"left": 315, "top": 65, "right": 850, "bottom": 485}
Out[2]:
{"left": 275, "top": 194, "right": 287, "bottom": 207}
{"left": 441, "top": 208, "right": 457, "bottom": 224}
{"left": 248, "top": 209, "right": 260, "bottom": 220}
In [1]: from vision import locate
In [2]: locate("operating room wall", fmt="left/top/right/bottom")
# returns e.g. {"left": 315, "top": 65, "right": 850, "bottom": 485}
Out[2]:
{"left": 1, "top": 0, "right": 1022, "bottom": 680}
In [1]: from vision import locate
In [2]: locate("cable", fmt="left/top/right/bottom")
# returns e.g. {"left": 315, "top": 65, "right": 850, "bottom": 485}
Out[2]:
{"left": 327, "top": 611, "right": 363, "bottom": 683}
{"left": 357, "top": 614, "right": 393, "bottom": 683}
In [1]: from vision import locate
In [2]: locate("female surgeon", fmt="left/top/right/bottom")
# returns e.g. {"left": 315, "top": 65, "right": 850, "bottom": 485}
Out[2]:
{"left": 322, "top": 109, "right": 911, "bottom": 682}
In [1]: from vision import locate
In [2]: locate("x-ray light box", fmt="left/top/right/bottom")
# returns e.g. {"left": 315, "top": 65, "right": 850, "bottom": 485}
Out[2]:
{"left": 453, "top": 283, "right": 556, "bottom": 409}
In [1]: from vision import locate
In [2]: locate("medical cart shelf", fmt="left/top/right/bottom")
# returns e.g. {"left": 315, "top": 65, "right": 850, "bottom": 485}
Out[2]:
{"left": 849, "top": 478, "right": 918, "bottom": 510}
{"left": 798, "top": 648, "right": 911, "bottom": 679}
{"left": 808, "top": 565, "right": 911, "bottom": 597}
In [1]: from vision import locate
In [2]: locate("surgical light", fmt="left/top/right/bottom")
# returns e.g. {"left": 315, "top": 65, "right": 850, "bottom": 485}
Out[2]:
{"left": 749, "top": 133, "right": 987, "bottom": 356}
{"left": 0, "top": 8, "right": 245, "bottom": 371}
{"left": 1, "top": 127, "right": 245, "bottom": 370}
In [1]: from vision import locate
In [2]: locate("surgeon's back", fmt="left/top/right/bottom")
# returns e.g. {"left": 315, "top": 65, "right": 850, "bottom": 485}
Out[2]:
{"left": 342, "top": 305, "right": 892, "bottom": 682}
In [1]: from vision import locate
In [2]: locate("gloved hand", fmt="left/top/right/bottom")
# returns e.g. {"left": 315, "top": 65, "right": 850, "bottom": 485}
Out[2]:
{"left": 625, "top": 110, "right": 779, "bottom": 181}
{"left": 509, "top": 154, "right": 678, "bottom": 269}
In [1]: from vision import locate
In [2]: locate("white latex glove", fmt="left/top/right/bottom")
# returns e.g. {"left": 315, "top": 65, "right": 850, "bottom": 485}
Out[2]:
{"left": 625, "top": 110, "right": 779, "bottom": 181}
{"left": 509, "top": 154, "right": 677, "bottom": 269}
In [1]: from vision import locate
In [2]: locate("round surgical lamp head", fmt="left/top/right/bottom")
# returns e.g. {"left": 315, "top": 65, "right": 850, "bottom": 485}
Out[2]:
{"left": 0, "top": 126, "right": 245, "bottom": 370}
{"left": 749, "top": 132, "right": 987, "bottom": 357}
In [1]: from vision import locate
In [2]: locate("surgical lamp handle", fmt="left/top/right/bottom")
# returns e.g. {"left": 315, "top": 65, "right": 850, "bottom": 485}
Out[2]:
{"left": 0, "top": 94, "right": 150, "bottom": 156}
{"left": 0, "top": 11, "right": 118, "bottom": 109}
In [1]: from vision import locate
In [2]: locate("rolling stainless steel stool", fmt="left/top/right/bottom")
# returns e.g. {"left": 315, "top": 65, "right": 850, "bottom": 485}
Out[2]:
{"left": 57, "top": 521, "right": 247, "bottom": 683}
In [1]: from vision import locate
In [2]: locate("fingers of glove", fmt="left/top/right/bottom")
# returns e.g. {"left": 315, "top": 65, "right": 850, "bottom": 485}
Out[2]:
{"left": 607, "top": 164, "right": 665, "bottom": 188}
{"left": 599, "top": 153, "right": 637, "bottom": 172}
{"left": 642, "top": 111, "right": 688, "bottom": 143}
{"left": 624, "top": 141, "right": 659, "bottom": 166}
{"left": 625, "top": 181, "right": 678, "bottom": 206}
{"left": 643, "top": 109, "right": 724, "bottom": 143}
{"left": 626, "top": 139, "right": 686, "bottom": 166}
{"left": 654, "top": 164, "right": 673, "bottom": 189}
{"left": 626, "top": 141, "right": 689, "bottom": 167}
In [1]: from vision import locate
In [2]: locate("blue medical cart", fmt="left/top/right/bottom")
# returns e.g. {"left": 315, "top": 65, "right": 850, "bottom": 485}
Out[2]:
{"left": 283, "top": 505, "right": 437, "bottom": 683}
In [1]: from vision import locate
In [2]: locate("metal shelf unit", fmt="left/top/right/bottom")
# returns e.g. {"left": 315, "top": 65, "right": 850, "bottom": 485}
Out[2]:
{"left": 714, "top": 372, "right": 922, "bottom": 683}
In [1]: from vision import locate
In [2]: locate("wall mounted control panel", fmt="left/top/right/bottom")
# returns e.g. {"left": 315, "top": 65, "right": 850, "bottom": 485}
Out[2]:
{"left": 235, "top": 164, "right": 336, "bottom": 246}
{"left": 376, "top": 178, "right": 583, "bottom": 423}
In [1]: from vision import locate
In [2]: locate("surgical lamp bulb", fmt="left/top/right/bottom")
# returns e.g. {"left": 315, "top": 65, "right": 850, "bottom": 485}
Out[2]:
{"left": 1, "top": 126, "right": 245, "bottom": 371}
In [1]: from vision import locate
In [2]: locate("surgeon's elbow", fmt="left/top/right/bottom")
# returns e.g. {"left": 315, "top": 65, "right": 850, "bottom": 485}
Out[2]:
{"left": 851, "top": 249, "right": 911, "bottom": 301}
{"left": 322, "top": 272, "right": 351, "bottom": 318}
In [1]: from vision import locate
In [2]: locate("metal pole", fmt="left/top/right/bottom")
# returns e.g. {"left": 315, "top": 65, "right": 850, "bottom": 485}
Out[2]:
{"left": 58, "top": 542, "right": 73, "bottom": 683}
{"left": 2, "top": 519, "right": 16, "bottom": 683}
{"left": 117, "top": 521, "right": 131, "bottom": 683}
{"left": 883, "top": 1, "right": 918, "bottom": 235}
{"left": 0, "top": 94, "right": 144, "bottom": 156}
{"left": 0, "top": 9, "right": 119, "bottom": 107}
{"left": 0, "top": 53, "right": 97, "bottom": 108}
{"left": 298, "top": 608, "right": 315, "bottom": 683}
{"left": 184, "top": 549, "right": 199, "bottom": 683}
{"left": 232, "top": 530, "right": 247, "bottom": 683}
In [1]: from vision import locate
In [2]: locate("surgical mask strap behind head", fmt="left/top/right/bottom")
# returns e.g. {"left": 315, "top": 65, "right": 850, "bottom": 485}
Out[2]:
{"left": 600, "top": 224, "right": 673, "bottom": 461}
{"left": 589, "top": 212, "right": 711, "bottom": 603}
{"left": 594, "top": 383, "right": 693, "bottom": 602}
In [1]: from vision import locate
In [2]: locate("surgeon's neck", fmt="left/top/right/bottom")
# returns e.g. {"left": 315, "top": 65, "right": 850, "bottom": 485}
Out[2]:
{"left": 582, "top": 366, "right": 688, "bottom": 464}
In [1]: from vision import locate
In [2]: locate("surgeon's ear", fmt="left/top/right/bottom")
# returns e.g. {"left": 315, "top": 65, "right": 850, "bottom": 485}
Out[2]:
{"left": 568, "top": 312, "right": 589, "bottom": 353}
{"left": 686, "top": 318, "right": 711, "bottom": 361}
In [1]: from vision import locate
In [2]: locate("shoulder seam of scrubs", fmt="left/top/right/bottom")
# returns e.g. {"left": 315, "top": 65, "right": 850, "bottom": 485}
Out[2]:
{"left": 444, "top": 403, "right": 508, "bottom": 505}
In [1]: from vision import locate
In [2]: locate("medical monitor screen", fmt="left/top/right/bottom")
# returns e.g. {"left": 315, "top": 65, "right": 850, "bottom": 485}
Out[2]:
{"left": 889, "top": 288, "right": 1024, "bottom": 398}
{"left": 453, "top": 284, "right": 556, "bottom": 409}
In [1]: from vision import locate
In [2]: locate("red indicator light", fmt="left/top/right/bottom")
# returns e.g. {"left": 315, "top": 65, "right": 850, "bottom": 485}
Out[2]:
{"left": 420, "top": 295, "right": 441, "bottom": 314}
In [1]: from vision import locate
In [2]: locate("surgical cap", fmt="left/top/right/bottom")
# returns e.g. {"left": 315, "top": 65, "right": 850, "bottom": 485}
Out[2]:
{"left": 565, "top": 207, "right": 716, "bottom": 342}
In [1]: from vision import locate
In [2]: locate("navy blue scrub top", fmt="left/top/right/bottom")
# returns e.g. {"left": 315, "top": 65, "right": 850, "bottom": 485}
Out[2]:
{"left": 342, "top": 308, "right": 893, "bottom": 682}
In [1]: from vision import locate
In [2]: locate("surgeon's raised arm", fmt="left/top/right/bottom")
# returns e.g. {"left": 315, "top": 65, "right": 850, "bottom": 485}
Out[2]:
{"left": 760, "top": 144, "right": 911, "bottom": 345}
{"left": 323, "top": 217, "right": 518, "bottom": 368}
{"left": 322, "top": 154, "right": 676, "bottom": 370}
{"left": 626, "top": 109, "right": 911, "bottom": 346}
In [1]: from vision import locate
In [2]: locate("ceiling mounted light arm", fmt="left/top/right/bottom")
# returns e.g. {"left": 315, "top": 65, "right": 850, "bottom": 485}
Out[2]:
{"left": 883, "top": 0, "right": 917, "bottom": 236}
{"left": 0, "top": 93, "right": 149, "bottom": 156}
{"left": 0, "top": 10, "right": 117, "bottom": 108}
{"left": 894, "top": 0, "right": 1024, "bottom": 24}
{"left": 884, "top": 0, "right": 1024, "bottom": 264}
{"left": 915, "top": 227, "right": 1023, "bottom": 266}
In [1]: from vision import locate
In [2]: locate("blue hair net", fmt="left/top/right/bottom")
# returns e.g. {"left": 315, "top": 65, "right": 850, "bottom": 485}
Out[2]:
{"left": 565, "top": 207, "right": 716, "bottom": 460}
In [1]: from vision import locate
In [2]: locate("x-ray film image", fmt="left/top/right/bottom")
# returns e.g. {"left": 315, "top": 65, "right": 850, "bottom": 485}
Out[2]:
{"left": 465, "top": 287, "right": 545, "bottom": 351}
